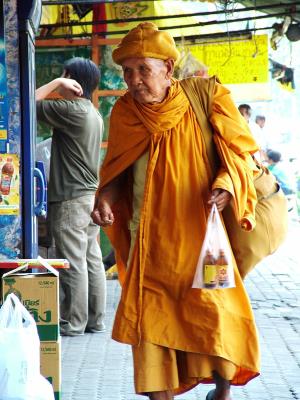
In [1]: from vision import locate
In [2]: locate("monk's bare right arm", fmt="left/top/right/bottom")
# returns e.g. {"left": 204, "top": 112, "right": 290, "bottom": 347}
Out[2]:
{"left": 91, "top": 175, "right": 123, "bottom": 227}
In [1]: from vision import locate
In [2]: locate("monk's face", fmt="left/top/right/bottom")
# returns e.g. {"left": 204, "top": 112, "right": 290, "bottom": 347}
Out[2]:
{"left": 121, "top": 57, "right": 174, "bottom": 104}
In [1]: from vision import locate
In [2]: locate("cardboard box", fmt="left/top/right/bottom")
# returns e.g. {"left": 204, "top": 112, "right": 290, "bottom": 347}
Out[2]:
{"left": 2, "top": 260, "right": 59, "bottom": 341}
{"left": 40, "top": 339, "right": 61, "bottom": 400}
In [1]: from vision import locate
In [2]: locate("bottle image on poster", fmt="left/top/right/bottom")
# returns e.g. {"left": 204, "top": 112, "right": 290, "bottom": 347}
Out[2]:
{"left": 0, "top": 154, "right": 19, "bottom": 215}
{"left": 0, "top": 157, "right": 14, "bottom": 195}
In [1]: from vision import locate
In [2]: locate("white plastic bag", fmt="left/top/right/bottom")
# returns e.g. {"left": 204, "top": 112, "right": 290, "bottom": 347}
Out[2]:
{"left": 0, "top": 293, "right": 55, "bottom": 400}
{"left": 192, "top": 204, "right": 235, "bottom": 289}
{"left": 36, "top": 138, "right": 52, "bottom": 182}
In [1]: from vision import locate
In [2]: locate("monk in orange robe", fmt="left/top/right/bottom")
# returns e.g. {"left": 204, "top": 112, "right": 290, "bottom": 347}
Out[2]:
{"left": 92, "top": 22, "right": 260, "bottom": 400}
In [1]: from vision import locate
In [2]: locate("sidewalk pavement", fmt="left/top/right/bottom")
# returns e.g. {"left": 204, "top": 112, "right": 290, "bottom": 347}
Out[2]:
{"left": 61, "top": 219, "right": 300, "bottom": 400}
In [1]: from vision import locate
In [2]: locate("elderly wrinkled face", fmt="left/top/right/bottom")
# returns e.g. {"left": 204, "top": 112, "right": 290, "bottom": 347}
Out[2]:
{"left": 122, "top": 57, "right": 174, "bottom": 104}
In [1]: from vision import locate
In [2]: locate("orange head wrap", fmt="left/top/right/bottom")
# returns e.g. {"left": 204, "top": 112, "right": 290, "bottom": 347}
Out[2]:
{"left": 112, "top": 22, "right": 180, "bottom": 65}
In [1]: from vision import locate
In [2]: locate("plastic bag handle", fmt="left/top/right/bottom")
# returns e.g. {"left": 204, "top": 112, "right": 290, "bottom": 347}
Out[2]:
{"left": 0, "top": 293, "right": 21, "bottom": 328}
{"left": 211, "top": 203, "right": 223, "bottom": 226}
{"left": 10, "top": 293, "right": 36, "bottom": 327}
{"left": 0, "top": 293, "right": 36, "bottom": 329}
{"left": 205, "top": 204, "right": 218, "bottom": 248}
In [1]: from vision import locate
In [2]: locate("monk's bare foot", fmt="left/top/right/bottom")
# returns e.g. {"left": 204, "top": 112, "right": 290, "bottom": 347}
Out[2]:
{"left": 214, "top": 389, "right": 232, "bottom": 400}
{"left": 212, "top": 370, "right": 231, "bottom": 400}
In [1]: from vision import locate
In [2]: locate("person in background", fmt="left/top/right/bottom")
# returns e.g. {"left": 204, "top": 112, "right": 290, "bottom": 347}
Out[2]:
{"left": 238, "top": 103, "right": 252, "bottom": 123}
{"left": 255, "top": 114, "right": 271, "bottom": 160}
{"left": 36, "top": 57, "right": 106, "bottom": 337}
{"left": 92, "top": 22, "right": 260, "bottom": 400}
{"left": 266, "top": 150, "right": 296, "bottom": 196}
{"left": 238, "top": 104, "right": 265, "bottom": 161}
{"left": 255, "top": 115, "right": 266, "bottom": 129}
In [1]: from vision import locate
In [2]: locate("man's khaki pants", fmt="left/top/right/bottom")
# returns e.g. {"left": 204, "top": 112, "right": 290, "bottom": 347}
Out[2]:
{"left": 50, "top": 194, "right": 106, "bottom": 336}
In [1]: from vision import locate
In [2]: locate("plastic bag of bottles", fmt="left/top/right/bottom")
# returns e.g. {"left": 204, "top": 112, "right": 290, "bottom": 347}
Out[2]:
{"left": 192, "top": 204, "right": 235, "bottom": 290}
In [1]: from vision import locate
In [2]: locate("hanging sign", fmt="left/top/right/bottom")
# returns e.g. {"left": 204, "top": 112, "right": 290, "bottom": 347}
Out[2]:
{"left": 105, "top": 1, "right": 207, "bottom": 38}
{"left": 186, "top": 35, "right": 269, "bottom": 84}
{"left": 40, "top": 1, "right": 217, "bottom": 38}
{"left": 0, "top": 154, "right": 20, "bottom": 215}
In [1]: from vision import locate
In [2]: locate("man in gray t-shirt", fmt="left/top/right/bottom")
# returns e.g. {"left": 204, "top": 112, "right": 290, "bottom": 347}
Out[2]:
{"left": 36, "top": 57, "right": 106, "bottom": 336}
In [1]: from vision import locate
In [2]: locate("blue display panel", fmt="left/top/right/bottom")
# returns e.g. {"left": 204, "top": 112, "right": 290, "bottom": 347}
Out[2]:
{"left": 0, "top": 2, "right": 8, "bottom": 153}
{"left": 0, "top": 0, "right": 22, "bottom": 259}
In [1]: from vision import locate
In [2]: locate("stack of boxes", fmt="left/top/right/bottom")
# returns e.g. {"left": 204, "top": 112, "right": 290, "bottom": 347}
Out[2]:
{"left": 2, "top": 260, "right": 61, "bottom": 400}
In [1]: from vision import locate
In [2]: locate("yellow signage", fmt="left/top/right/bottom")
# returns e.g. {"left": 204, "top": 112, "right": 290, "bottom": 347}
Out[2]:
{"left": 186, "top": 35, "right": 269, "bottom": 84}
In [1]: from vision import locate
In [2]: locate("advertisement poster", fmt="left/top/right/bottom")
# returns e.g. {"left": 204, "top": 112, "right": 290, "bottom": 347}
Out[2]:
{"left": 187, "top": 35, "right": 269, "bottom": 85}
{"left": 0, "top": 154, "right": 20, "bottom": 215}
{"left": 0, "top": 2, "right": 8, "bottom": 151}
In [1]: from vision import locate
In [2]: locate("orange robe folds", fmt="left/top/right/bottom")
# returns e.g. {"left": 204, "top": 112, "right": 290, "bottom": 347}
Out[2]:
{"left": 97, "top": 78, "right": 260, "bottom": 392}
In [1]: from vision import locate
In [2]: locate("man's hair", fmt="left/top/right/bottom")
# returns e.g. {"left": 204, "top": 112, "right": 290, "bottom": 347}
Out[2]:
{"left": 267, "top": 150, "right": 281, "bottom": 163}
{"left": 255, "top": 115, "right": 266, "bottom": 122}
{"left": 63, "top": 57, "right": 100, "bottom": 100}
{"left": 238, "top": 104, "right": 251, "bottom": 113}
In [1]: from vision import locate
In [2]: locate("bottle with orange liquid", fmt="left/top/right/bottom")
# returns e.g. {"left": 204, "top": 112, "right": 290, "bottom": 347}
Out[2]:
{"left": 216, "top": 249, "right": 229, "bottom": 288}
{"left": 0, "top": 157, "right": 14, "bottom": 195}
{"left": 203, "top": 249, "right": 217, "bottom": 289}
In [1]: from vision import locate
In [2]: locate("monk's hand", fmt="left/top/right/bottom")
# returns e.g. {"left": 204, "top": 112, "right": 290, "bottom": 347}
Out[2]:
{"left": 208, "top": 188, "right": 232, "bottom": 212}
{"left": 91, "top": 198, "right": 114, "bottom": 227}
